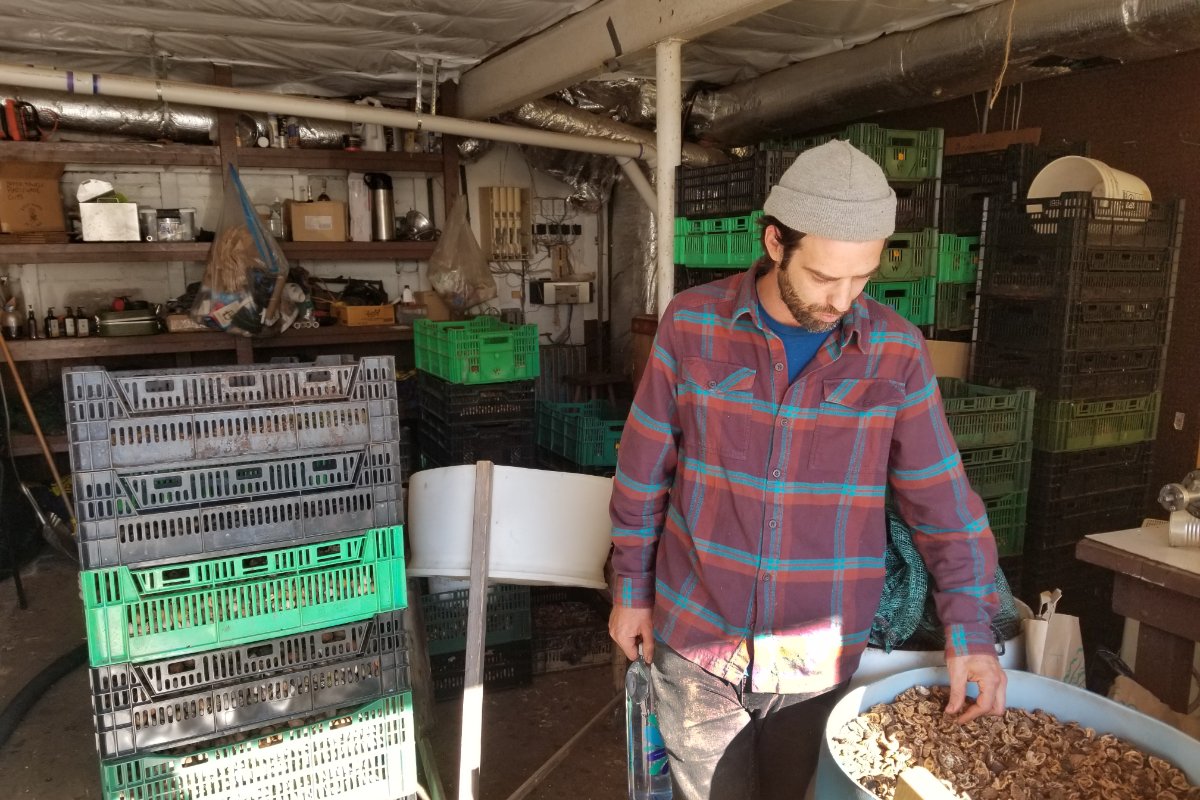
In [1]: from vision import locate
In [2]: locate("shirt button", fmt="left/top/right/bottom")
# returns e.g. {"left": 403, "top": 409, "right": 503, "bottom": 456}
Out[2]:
{"left": 772, "top": 468, "right": 781, "bottom": 478}
{"left": 708, "top": 380, "right": 717, "bottom": 388}
{"left": 774, "top": 362, "right": 784, "bottom": 372}
{"left": 780, "top": 419, "right": 788, "bottom": 427}
{"left": 761, "top": 574, "right": 771, "bottom": 582}
{"left": 768, "top": 519, "right": 778, "bottom": 529}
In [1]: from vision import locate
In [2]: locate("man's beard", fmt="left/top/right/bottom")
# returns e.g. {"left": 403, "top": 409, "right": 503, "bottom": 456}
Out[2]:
{"left": 777, "top": 266, "right": 845, "bottom": 333}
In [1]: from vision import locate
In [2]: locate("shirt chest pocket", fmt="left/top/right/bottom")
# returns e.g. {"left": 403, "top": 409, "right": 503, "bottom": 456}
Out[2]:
{"left": 679, "top": 357, "right": 756, "bottom": 460}
{"left": 808, "top": 379, "right": 905, "bottom": 474}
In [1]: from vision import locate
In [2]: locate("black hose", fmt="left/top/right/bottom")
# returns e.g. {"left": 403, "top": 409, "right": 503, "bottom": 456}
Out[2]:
{"left": 0, "top": 642, "right": 87, "bottom": 750}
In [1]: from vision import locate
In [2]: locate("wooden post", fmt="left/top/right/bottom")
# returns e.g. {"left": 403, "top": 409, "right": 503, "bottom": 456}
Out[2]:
{"left": 458, "top": 460, "right": 494, "bottom": 800}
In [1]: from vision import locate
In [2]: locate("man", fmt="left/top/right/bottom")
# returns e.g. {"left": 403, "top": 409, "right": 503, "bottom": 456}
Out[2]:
{"left": 609, "top": 140, "right": 1007, "bottom": 800}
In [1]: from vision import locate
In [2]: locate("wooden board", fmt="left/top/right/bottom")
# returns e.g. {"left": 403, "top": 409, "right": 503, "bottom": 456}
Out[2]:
{"left": 944, "top": 127, "right": 1041, "bottom": 156}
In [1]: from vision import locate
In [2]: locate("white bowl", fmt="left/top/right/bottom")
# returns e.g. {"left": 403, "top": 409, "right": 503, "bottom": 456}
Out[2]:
{"left": 407, "top": 464, "right": 614, "bottom": 589}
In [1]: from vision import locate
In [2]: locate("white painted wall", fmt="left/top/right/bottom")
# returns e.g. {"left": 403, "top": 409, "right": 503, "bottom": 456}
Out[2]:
{"left": 0, "top": 144, "right": 601, "bottom": 343}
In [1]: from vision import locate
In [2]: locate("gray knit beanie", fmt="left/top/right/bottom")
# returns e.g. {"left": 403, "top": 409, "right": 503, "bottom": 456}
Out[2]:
{"left": 762, "top": 141, "right": 896, "bottom": 241}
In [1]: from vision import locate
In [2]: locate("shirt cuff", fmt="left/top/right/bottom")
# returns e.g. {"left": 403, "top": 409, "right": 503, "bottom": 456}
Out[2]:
{"left": 613, "top": 574, "right": 655, "bottom": 609}
{"left": 943, "top": 623, "right": 996, "bottom": 658}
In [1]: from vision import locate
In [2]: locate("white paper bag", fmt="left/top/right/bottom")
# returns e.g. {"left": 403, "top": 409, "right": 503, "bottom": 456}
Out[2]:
{"left": 1022, "top": 589, "right": 1086, "bottom": 687}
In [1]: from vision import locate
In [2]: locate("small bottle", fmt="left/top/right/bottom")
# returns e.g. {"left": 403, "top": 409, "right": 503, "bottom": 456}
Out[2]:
{"left": 63, "top": 308, "right": 77, "bottom": 337}
{"left": 75, "top": 307, "right": 91, "bottom": 338}
{"left": 401, "top": 284, "right": 415, "bottom": 305}
{"left": 26, "top": 304, "right": 39, "bottom": 339}
{"left": 44, "top": 307, "right": 60, "bottom": 339}
{"left": 626, "top": 644, "right": 672, "bottom": 800}
{"left": 1, "top": 300, "right": 21, "bottom": 340}
{"left": 286, "top": 116, "right": 301, "bottom": 149}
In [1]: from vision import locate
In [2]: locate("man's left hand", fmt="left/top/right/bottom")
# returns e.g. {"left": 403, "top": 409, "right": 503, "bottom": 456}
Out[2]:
{"left": 944, "top": 653, "right": 1007, "bottom": 724}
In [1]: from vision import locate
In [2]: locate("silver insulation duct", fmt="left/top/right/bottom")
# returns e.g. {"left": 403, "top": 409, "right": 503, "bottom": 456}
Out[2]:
{"left": 694, "top": 0, "right": 1200, "bottom": 145}
{"left": 555, "top": 79, "right": 658, "bottom": 126}
{"left": 508, "top": 98, "right": 726, "bottom": 167}
{"left": 2, "top": 86, "right": 351, "bottom": 147}
{"left": 519, "top": 145, "right": 619, "bottom": 213}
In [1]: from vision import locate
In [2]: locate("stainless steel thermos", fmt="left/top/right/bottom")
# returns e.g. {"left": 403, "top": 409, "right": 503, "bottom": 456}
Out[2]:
{"left": 364, "top": 173, "right": 395, "bottom": 241}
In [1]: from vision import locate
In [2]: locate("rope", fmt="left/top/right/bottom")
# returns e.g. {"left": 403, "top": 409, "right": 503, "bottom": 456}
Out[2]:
{"left": 989, "top": 0, "right": 1019, "bottom": 110}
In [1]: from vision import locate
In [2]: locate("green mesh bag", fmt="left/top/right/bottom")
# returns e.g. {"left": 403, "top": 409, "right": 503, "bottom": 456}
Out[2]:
{"left": 870, "top": 508, "right": 1021, "bottom": 652}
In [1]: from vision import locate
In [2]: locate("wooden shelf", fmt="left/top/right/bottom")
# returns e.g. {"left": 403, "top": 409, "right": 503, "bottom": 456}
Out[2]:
{"left": 0, "top": 240, "right": 437, "bottom": 263}
{"left": 0, "top": 140, "right": 219, "bottom": 166}
{"left": 237, "top": 148, "right": 445, "bottom": 173}
{"left": 7, "top": 434, "right": 68, "bottom": 458}
{"left": 3, "top": 324, "right": 413, "bottom": 362}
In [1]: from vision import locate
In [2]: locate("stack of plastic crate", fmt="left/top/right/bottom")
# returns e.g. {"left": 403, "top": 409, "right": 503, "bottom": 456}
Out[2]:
{"left": 940, "top": 140, "right": 1089, "bottom": 236}
{"left": 931, "top": 233, "right": 981, "bottom": 340}
{"left": 419, "top": 580, "right": 534, "bottom": 701}
{"left": 65, "top": 357, "right": 416, "bottom": 800}
{"left": 937, "top": 379, "right": 1036, "bottom": 588}
{"left": 535, "top": 398, "right": 625, "bottom": 476}
{"left": 413, "top": 317, "right": 540, "bottom": 469}
{"left": 972, "top": 191, "right": 1183, "bottom": 649}
{"left": 529, "top": 587, "right": 611, "bottom": 676}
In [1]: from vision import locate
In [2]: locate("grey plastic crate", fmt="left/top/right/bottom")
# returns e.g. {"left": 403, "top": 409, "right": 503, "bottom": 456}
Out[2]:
{"left": 74, "top": 442, "right": 405, "bottom": 569}
{"left": 64, "top": 356, "right": 400, "bottom": 472}
{"left": 90, "top": 611, "right": 409, "bottom": 760}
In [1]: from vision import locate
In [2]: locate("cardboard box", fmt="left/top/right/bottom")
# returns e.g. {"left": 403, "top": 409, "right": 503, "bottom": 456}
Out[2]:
{"left": 925, "top": 339, "right": 970, "bottom": 379}
{"left": 288, "top": 200, "right": 347, "bottom": 242}
{"left": 333, "top": 301, "right": 394, "bottom": 327}
{"left": 80, "top": 202, "right": 141, "bottom": 241}
{"left": 0, "top": 162, "right": 66, "bottom": 234}
{"left": 416, "top": 290, "right": 451, "bottom": 321}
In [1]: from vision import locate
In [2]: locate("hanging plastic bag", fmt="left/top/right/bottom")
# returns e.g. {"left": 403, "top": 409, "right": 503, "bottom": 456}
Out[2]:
{"left": 190, "top": 165, "right": 300, "bottom": 336}
{"left": 427, "top": 195, "right": 496, "bottom": 316}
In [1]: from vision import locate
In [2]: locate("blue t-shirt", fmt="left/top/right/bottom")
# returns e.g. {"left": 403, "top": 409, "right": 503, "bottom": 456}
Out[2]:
{"left": 759, "top": 303, "right": 833, "bottom": 383}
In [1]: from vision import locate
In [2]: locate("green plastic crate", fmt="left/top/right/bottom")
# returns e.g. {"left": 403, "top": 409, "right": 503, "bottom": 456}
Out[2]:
{"left": 414, "top": 317, "right": 539, "bottom": 385}
{"left": 82, "top": 525, "right": 407, "bottom": 667}
{"left": 845, "top": 124, "right": 944, "bottom": 182}
{"left": 938, "top": 379, "right": 1035, "bottom": 449}
{"left": 961, "top": 441, "right": 1032, "bottom": 499}
{"left": 936, "top": 234, "right": 980, "bottom": 284}
{"left": 879, "top": 228, "right": 939, "bottom": 280}
{"left": 541, "top": 399, "right": 626, "bottom": 466}
{"left": 935, "top": 281, "right": 976, "bottom": 332}
{"left": 703, "top": 211, "right": 762, "bottom": 234}
{"left": 677, "top": 232, "right": 705, "bottom": 266}
{"left": 864, "top": 278, "right": 935, "bottom": 326}
{"left": 984, "top": 491, "right": 1028, "bottom": 557}
{"left": 1032, "top": 392, "right": 1161, "bottom": 452}
{"left": 422, "top": 583, "right": 532, "bottom": 656}
{"left": 100, "top": 693, "right": 415, "bottom": 800}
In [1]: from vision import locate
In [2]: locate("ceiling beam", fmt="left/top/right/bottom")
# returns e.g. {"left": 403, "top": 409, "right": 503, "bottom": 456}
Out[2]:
{"left": 457, "top": 0, "right": 790, "bottom": 119}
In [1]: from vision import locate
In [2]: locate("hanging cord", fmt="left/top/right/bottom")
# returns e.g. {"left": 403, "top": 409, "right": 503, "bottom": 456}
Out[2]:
{"left": 988, "top": 0, "right": 1018, "bottom": 109}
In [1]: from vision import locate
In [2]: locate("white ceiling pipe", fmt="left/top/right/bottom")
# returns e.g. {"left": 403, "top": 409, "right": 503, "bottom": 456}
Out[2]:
{"left": 0, "top": 61, "right": 650, "bottom": 160}
{"left": 616, "top": 157, "right": 658, "bottom": 215}
{"left": 655, "top": 40, "right": 683, "bottom": 319}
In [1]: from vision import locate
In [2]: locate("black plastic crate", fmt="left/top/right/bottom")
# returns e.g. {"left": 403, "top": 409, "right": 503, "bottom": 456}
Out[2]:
{"left": 943, "top": 150, "right": 1009, "bottom": 186}
{"left": 998, "top": 554, "right": 1024, "bottom": 599}
{"left": 1024, "top": 484, "right": 1149, "bottom": 552}
{"left": 893, "top": 180, "right": 938, "bottom": 232}
{"left": 939, "top": 183, "right": 990, "bottom": 235}
{"left": 971, "top": 343, "right": 1164, "bottom": 402}
{"left": 430, "top": 639, "right": 534, "bottom": 702}
{"left": 419, "top": 418, "right": 537, "bottom": 467}
{"left": 1006, "top": 140, "right": 1091, "bottom": 194}
{"left": 675, "top": 150, "right": 795, "bottom": 219}
{"left": 981, "top": 257, "right": 1175, "bottom": 303}
{"left": 90, "top": 611, "right": 409, "bottom": 760}
{"left": 417, "top": 370, "right": 536, "bottom": 425}
{"left": 983, "top": 192, "right": 1183, "bottom": 251}
{"left": 976, "top": 295, "right": 1170, "bottom": 353}
{"left": 1029, "top": 443, "right": 1154, "bottom": 505}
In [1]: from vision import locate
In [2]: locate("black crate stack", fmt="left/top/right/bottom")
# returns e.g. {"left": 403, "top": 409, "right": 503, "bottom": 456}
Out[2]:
{"left": 412, "top": 317, "right": 540, "bottom": 469}
{"left": 972, "top": 191, "right": 1183, "bottom": 651}
{"left": 65, "top": 357, "right": 417, "bottom": 800}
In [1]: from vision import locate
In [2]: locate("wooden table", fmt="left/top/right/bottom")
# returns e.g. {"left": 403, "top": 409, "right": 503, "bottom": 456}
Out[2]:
{"left": 1076, "top": 524, "right": 1200, "bottom": 712}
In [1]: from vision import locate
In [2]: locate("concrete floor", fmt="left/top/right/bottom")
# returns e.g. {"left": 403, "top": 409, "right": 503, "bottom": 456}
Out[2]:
{"left": 0, "top": 552, "right": 626, "bottom": 800}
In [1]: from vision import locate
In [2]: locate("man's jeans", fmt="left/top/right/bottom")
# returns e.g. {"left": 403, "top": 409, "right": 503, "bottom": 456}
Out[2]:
{"left": 650, "top": 644, "right": 846, "bottom": 800}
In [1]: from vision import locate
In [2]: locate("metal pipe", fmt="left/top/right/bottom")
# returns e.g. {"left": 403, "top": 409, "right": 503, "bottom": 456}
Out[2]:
{"left": 655, "top": 40, "right": 683, "bottom": 318}
{"left": 0, "top": 62, "right": 650, "bottom": 160}
{"left": 616, "top": 157, "right": 658, "bottom": 215}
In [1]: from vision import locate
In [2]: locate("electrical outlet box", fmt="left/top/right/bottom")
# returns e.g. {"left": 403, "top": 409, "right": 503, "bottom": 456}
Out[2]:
{"left": 529, "top": 280, "right": 593, "bottom": 305}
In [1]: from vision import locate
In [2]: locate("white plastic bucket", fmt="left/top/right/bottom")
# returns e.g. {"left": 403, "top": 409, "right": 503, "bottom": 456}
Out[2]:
{"left": 407, "top": 464, "right": 614, "bottom": 589}
{"left": 850, "top": 635, "right": 1026, "bottom": 690}
{"left": 1027, "top": 155, "right": 1152, "bottom": 218}
{"left": 816, "top": 667, "right": 1200, "bottom": 799}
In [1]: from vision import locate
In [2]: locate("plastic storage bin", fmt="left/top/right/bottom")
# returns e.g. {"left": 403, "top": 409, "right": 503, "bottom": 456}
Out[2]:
{"left": 983, "top": 491, "right": 1027, "bottom": 557}
{"left": 419, "top": 418, "right": 537, "bottom": 467}
{"left": 414, "top": 317, "right": 540, "bottom": 385}
{"left": 537, "top": 399, "right": 626, "bottom": 467}
{"left": 90, "top": 611, "right": 409, "bottom": 759}
{"left": 960, "top": 440, "right": 1031, "bottom": 499}
{"left": 416, "top": 370, "right": 535, "bottom": 424}
{"left": 976, "top": 295, "right": 1170, "bottom": 353}
{"left": 82, "top": 525, "right": 408, "bottom": 666}
{"left": 937, "top": 379, "right": 1035, "bottom": 449}
{"left": 73, "top": 441, "right": 404, "bottom": 569}
{"left": 863, "top": 278, "right": 935, "bottom": 326}
{"left": 430, "top": 640, "right": 534, "bottom": 701}
{"left": 878, "top": 228, "right": 939, "bottom": 280}
{"left": 100, "top": 693, "right": 416, "bottom": 800}
{"left": 1032, "top": 392, "right": 1160, "bottom": 452}
{"left": 421, "top": 583, "right": 532, "bottom": 656}
{"left": 972, "top": 342, "right": 1164, "bottom": 402}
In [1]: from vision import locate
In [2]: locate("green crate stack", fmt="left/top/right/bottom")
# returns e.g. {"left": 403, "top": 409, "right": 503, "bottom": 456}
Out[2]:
{"left": 674, "top": 211, "right": 764, "bottom": 270}
{"left": 864, "top": 277, "right": 935, "bottom": 327}
{"left": 762, "top": 124, "right": 943, "bottom": 184}
{"left": 413, "top": 317, "right": 541, "bottom": 470}
{"left": 68, "top": 360, "right": 418, "bottom": 797}
{"left": 933, "top": 234, "right": 980, "bottom": 335}
{"left": 938, "top": 378, "right": 1035, "bottom": 557}
{"left": 537, "top": 399, "right": 626, "bottom": 468}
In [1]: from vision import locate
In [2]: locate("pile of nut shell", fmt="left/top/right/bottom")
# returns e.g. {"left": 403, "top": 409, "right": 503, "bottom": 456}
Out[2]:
{"left": 832, "top": 685, "right": 1200, "bottom": 800}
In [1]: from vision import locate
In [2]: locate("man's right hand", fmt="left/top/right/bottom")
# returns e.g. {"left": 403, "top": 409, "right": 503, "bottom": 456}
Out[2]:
{"left": 610, "top": 605, "right": 655, "bottom": 663}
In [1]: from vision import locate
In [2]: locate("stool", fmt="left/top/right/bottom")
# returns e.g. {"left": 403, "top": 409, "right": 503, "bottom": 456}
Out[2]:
{"left": 564, "top": 371, "right": 624, "bottom": 405}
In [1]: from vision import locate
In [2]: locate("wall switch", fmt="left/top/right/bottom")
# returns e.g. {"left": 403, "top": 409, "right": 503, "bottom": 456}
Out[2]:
{"left": 1174, "top": 411, "right": 1186, "bottom": 431}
